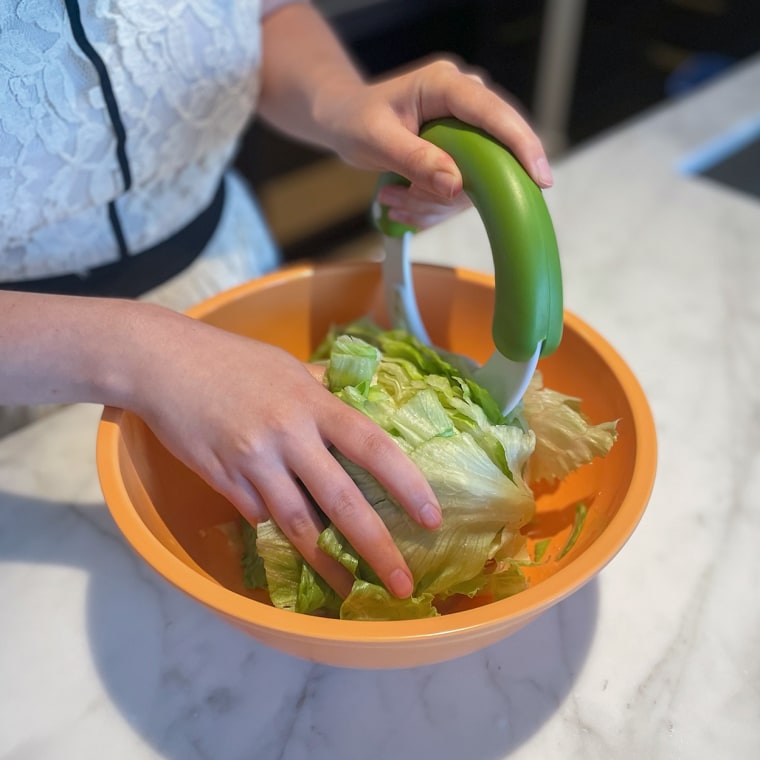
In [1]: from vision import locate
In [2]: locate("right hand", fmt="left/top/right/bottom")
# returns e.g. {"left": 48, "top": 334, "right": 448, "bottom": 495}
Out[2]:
{"left": 127, "top": 309, "right": 442, "bottom": 598}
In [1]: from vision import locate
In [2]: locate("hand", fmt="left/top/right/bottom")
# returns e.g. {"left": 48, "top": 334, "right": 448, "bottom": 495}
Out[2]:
{"left": 0, "top": 291, "right": 440, "bottom": 599}
{"left": 129, "top": 310, "right": 442, "bottom": 598}
{"left": 314, "top": 58, "right": 553, "bottom": 219}
{"left": 259, "top": 5, "right": 552, "bottom": 231}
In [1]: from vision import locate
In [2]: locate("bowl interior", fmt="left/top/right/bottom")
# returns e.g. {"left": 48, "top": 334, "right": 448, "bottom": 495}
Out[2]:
{"left": 98, "top": 261, "right": 654, "bottom": 640}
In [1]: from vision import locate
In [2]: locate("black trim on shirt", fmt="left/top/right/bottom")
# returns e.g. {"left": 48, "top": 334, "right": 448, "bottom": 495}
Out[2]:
{"left": 0, "top": 178, "right": 226, "bottom": 298}
{"left": 107, "top": 201, "right": 130, "bottom": 260}
{"left": 64, "top": 0, "right": 132, "bottom": 259}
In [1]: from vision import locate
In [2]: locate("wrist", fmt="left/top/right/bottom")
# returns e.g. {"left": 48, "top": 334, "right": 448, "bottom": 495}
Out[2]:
{"left": 94, "top": 300, "right": 191, "bottom": 416}
{"left": 0, "top": 292, "right": 181, "bottom": 411}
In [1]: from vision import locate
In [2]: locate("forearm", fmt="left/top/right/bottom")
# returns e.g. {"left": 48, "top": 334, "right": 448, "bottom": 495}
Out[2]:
{"left": 257, "top": 3, "right": 364, "bottom": 151}
{"left": 0, "top": 290, "right": 177, "bottom": 411}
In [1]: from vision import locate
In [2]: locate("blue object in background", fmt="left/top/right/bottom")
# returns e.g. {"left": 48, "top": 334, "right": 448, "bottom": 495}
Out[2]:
{"left": 665, "top": 52, "right": 737, "bottom": 97}
{"left": 678, "top": 110, "right": 760, "bottom": 201}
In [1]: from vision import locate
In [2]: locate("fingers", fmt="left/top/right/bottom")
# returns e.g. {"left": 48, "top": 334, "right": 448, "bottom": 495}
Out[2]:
{"left": 376, "top": 182, "right": 472, "bottom": 229}
{"left": 265, "top": 397, "right": 441, "bottom": 599}
{"left": 249, "top": 466, "right": 356, "bottom": 598}
{"left": 202, "top": 454, "right": 354, "bottom": 597}
{"left": 242, "top": 447, "right": 421, "bottom": 599}
{"left": 232, "top": 399, "right": 439, "bottom": 599}
{"left": 322, "top": 409, "right": 442, "bottom": 532}
{"left": 247, "top": 432, "right": 424, "bottom": 599}
{"left": 224, "top": 473, "right": 270, "bottom": 525}
{"left": 366, "top": 113, "right": 464, "bottom": 200}
{"left": 292, "top": 448, "right": 416, "bottom": 598}
{"left": 417, "top": 59, "right": 553, "bottom": 188}
{"left": 374, "top": 58, "right": 553, "bottom": 198}
{"left": 267, "top": 408, "right": 440, "bottom": 598}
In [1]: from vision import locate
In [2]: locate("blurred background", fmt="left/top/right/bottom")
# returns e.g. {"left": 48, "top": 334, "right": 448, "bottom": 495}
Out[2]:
{"left": 236, "top": 0, "right": 760, "bottom": 263}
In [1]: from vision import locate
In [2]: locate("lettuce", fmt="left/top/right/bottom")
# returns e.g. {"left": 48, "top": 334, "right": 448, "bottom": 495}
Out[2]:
{"left": 520, "top": 374, "right": 619, "bottom": 484}
{"left": 242, "top": 322, "right": 617, "bottom": 620}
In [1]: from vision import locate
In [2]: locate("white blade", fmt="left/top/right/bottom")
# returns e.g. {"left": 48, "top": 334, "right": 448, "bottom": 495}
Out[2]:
{"left": 382, "top": 231, "right": 431, "bottom": 344}
{"left": 471, "top": 344, "right": 541, "bottom": 415}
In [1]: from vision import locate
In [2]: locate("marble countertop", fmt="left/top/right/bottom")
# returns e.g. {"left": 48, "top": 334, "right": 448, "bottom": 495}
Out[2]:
{"left": 2, "top": 56, "right": 760, "bottom": 760}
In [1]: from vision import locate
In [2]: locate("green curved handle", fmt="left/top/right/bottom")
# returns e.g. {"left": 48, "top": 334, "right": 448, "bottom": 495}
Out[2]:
{"left": 374, "top": 118, "right": 563, "bottom": 361}
{"left": 373, "top": 172, "right": 415, "bottom": 237}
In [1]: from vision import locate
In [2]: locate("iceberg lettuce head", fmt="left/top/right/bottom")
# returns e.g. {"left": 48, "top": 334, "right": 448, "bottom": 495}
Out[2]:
{"left": 242, "top": 321, "right": 617, "bottom": 620}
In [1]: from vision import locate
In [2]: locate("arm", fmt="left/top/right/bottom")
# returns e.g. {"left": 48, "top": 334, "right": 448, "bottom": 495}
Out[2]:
{"left": 0, "top": 290, "right": 441, "bottom": 597}
{"left": 258, "top": 3, "right": 553, "bottom": 226}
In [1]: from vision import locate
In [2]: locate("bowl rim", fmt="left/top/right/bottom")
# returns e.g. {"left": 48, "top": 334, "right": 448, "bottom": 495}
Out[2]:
{"left": 96, "top": 262, "right": 657, "bottom": 644}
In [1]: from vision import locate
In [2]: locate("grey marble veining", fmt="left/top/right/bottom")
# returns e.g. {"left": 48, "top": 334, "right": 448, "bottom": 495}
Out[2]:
{"left": 2, "top": 55, "right": 760, "bottom": 759}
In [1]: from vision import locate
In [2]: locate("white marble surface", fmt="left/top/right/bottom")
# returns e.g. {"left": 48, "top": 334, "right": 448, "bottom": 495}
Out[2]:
{"left": 2, "top": 56, "right": 760, "bottom": 759}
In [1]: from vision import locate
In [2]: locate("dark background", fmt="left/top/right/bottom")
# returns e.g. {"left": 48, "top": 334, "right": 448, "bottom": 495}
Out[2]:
{"left": 235, "top": 0, "right": 760, "bottom": 260}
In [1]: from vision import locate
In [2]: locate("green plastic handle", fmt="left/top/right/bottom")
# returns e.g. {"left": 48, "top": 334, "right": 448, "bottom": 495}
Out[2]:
{"left": 374, "top": 117, "right": 563, "bottom": 361}
{"left": 373, "top": 172, "right": 411, "bottom": 236}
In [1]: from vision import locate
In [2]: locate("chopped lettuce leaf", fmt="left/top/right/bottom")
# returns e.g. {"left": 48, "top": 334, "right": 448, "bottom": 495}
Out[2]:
{"left": 534, "top": 538, "right": 551, "bottom": 563}
{"left": 557, "top": 503, "right": 589, "bottom": 560}
{"left": 250, "top": 520, "right": 341, "bottom": 615}
{"left": 480, "top": 562, "right": 529, "bottom": 600}
{"left": 341, "top": 582, "right": 438, "bottom": 621}
{"left": 325, "top": 334, "right": 380, "bottom": 393}
{"left": 241, "top": 520, "right": 267, "bottom": 590}
{"left": 522, "top": 373, "right": 618, "bottom": 484}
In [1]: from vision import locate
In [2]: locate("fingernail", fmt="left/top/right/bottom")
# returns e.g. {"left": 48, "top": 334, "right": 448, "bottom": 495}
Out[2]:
{"left": 419, "top": 501, "right": 442, "bottom": 529}
{"left": 390, "top": 568, "right": 414, "bottom": 598}
{"left": 432, "top": 170, "right": 458, "bottom": 199}
{"left": 536, "top": 157, "right": 554, "bottom": 187}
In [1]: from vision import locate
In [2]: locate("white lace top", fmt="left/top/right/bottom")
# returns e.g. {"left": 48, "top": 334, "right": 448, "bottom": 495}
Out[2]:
{"left": 0, "top": 0, "right": 299, "bottom": 282}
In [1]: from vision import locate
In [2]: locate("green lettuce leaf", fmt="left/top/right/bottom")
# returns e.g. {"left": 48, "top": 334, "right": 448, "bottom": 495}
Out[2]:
{"left": 246, "top": 520, "right": 342, "bottom": 616}
{"left": 340, "top": 582, "right": 438, "bottom": 621}
{"left": 241, "top": 520, "right": 267, "bottom": 590}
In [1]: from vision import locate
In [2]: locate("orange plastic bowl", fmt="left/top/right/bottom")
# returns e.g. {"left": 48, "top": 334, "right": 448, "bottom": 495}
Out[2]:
{"left": 96, "top": 261, "right": 656, "bottom": 669}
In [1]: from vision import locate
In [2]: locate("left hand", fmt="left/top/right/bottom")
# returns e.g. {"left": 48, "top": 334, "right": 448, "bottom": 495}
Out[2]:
{"left": 259, "top": 5, "right": 552, "bottom": 231}
{"left": 313, "top": 58, "right": 553, "bottom": 227}
{"left": 317, "top": 59, "right": 553, "bottom": 199}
